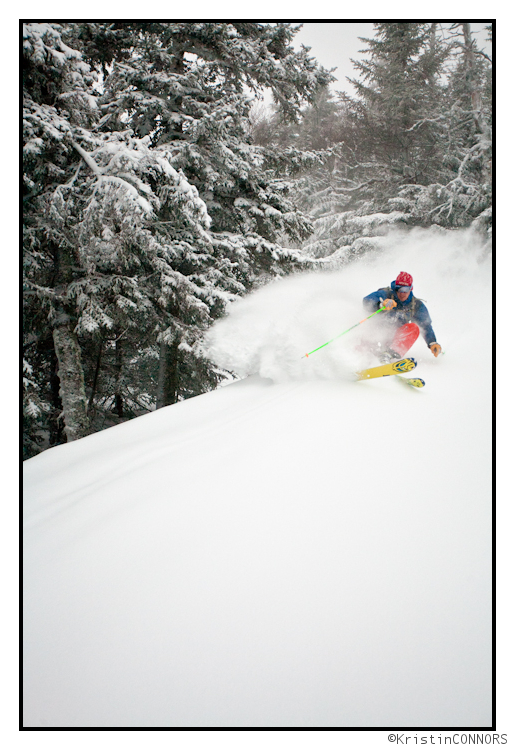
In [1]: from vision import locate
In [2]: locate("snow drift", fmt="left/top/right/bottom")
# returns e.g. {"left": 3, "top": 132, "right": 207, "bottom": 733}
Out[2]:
{"left": 23, "top": 227, "right": 492, "bottom": 728}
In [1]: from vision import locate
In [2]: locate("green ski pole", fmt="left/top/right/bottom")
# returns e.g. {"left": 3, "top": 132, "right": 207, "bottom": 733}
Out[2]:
{"left": 301, "top": 306, "right": 386, "bottom": 359}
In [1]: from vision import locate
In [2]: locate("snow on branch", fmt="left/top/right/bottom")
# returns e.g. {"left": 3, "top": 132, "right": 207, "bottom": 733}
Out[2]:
{"left": 71, "top": 140, "right": 102, "bottom": 176}
{"left": 71, "top": 140, "right": 153, "bottom": 214}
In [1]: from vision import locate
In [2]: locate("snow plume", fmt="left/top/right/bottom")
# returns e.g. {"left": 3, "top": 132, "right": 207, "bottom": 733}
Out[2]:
{"left": 205, "top": 226, "right": 491, "bottom": 382}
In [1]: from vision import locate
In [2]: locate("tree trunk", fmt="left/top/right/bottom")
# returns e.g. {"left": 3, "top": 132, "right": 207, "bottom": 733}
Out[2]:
{"left": 461, "top": 23, "right": 491, "bottom": 184}
{"left": 52, "top": 313, "right": 89, "bottom": 441}
{"left": 461, "top": 24, "right": 488, "bottom": 132}
{"left": 49, "top": 343, "right": 65, "bottom": 446}
{"left": 114, "top": 336, "right": 124, "bottom": 418}
{"left": 428, "top": 23, "right": 438, "bottom": 88}
{"left": 156, "top": 340, "right": 179, "bottom": 408}
{"left": 87, "top": 337, "right": 103, "bottom": 414}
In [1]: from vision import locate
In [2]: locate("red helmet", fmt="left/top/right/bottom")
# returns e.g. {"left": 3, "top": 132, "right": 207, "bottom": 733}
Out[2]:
{"left": 395, "top": 272, "right": 413, "bottom": 288}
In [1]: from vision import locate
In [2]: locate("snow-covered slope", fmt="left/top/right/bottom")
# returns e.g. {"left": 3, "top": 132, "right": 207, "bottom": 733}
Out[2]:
{"left": 23, "top": 228, "right": 492, "bottom": 728}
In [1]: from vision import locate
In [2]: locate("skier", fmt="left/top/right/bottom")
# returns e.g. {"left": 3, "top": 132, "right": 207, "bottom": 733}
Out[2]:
{"left": 363, "top": 272, "right": 442, "bottom": 360}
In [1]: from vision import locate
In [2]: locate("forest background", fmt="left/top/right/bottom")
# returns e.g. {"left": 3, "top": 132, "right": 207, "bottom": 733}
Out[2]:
{"left": 22, "top": 21, "right": 492, "bottom": 458}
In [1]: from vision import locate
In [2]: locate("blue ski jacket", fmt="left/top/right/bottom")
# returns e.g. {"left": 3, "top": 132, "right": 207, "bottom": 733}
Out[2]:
{"left": 363, "top": 281, "right": 437, "bottom": 346}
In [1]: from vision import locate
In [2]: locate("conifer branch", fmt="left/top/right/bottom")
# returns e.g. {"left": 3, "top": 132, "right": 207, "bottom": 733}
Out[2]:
{"left": 71, "top": 140, "right": 103, "bottom": 176}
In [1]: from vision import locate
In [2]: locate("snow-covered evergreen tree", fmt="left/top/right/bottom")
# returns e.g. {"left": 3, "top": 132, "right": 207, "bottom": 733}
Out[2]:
{"left": 331, "top": 22, "right": 491, "bottom": 234}
{"left": 23, "top": 22, "right": 332, "bottom": 456}
{"left": 23, "top": 22, "right": 99, "bottom": 452}
{"left": 398, "top": 23, "right": 492, "bottom": 229}
{"left": 255, "top": 23, "right": 492, "bottom": 263}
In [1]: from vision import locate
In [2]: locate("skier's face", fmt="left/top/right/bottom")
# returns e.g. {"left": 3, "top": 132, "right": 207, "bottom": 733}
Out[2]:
{"left": 396, "top": 287, "right": 411, "bottom": 302}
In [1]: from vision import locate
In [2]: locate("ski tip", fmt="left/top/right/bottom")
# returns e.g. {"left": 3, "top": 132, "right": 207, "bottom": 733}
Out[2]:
{"left": 407, "top": 377, "right": 425, "bottom": 388}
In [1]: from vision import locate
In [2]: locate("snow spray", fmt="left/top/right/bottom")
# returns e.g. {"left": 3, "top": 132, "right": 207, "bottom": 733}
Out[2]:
{"left": 301, "top": 306, "right": 386, "bottom": 359}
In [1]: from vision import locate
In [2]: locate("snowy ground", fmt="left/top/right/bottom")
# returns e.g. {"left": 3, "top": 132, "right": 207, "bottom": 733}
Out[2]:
{"left": 23, "top": 227, "right": 493, "bottom": 728}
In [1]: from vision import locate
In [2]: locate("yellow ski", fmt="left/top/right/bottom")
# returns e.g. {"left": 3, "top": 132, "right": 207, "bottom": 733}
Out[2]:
{"left": 356, "top": 357, "right": 417, "bottom": 380}
{"left": 396, "top": 375, "right": 425, "bottom": 388}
